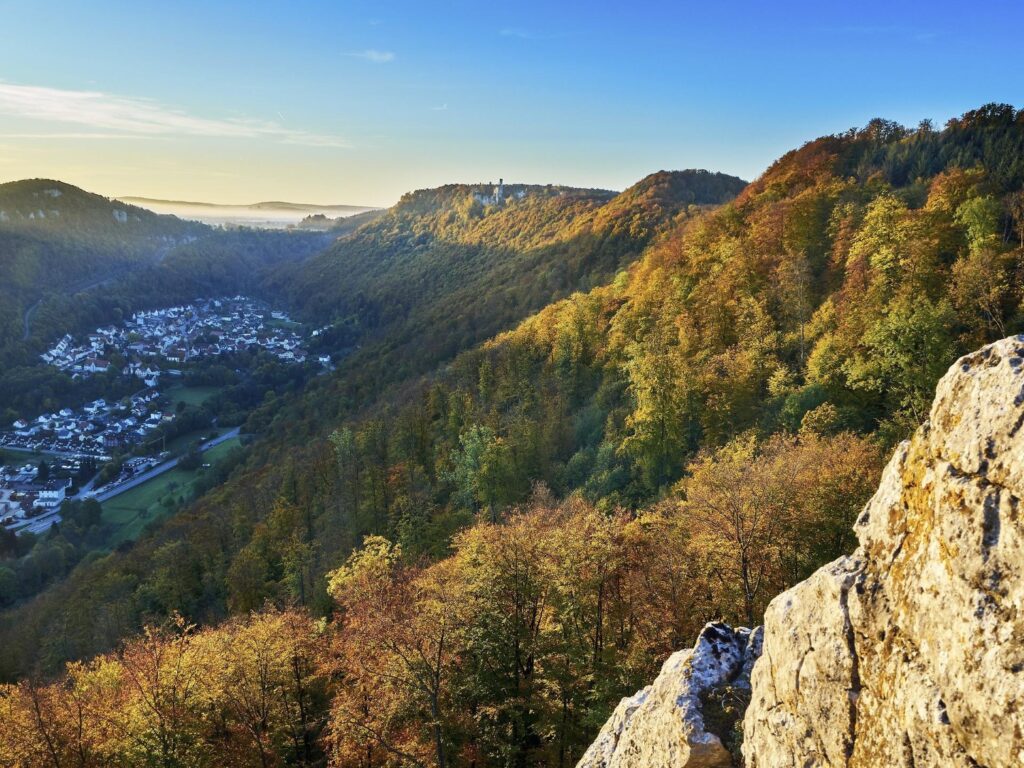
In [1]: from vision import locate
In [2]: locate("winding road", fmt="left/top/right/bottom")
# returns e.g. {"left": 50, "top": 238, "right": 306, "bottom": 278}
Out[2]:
{"left": 21, "top": 243, "right": 178, "bottom": 341}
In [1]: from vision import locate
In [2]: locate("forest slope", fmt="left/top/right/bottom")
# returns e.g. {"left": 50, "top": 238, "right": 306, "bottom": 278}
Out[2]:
{"left": 0, "top": 169, "right": 746, "bottom": 677}
{"left": 3, "top": 106, "right": 1024, "bottom": 764}
{"left": 266, "top": 171, "right": 747, "bottom": 387}
{"left": 0, "top": 179, "right": 203, "bottom": 364}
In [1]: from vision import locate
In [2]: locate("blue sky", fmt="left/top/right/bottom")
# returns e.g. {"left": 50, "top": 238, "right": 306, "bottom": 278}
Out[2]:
{"left": 0, "top": 0, "right": 1021, "bottom": 206}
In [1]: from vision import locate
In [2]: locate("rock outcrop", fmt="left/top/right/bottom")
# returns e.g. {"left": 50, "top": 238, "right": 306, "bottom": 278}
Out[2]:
{"left": 579, "top": 337, "right": 1024, "bottom": 767}
{"left": 744, "top": 336, "right": 1024, "bottom": 766}
{"left": 578, "top": 622, "right": 762, "bottom": 768}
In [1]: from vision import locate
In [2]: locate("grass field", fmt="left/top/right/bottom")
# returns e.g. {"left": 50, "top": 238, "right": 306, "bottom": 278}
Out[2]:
{"left": 265, "top": 317, "right": 302, "bottom": 330}
{"left": 165, "top": 385, "right": 223, "bottom": 408}
{"left": 100, "top": 436, "right": 242, "bottom": 545}
{"left": 202, "top": 437, "right": 242, "bottom": 463}
{"left": 164, "top": 426, "right": 228, "bottom": 455}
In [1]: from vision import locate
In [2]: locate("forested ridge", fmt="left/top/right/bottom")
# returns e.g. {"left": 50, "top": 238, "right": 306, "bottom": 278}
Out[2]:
{"left": 265, "top": 170, "right": 746, "bottom": 387}
{"left": 3, "top": 105, "right": 1024, "bottom": 767}
{"left": 0, "top": 179, "right": 206, "bottom": 366}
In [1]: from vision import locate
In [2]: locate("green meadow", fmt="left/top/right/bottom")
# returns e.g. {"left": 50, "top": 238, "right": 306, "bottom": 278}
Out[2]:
{"left": 165, "top": 384, "right": 224, "bottom": 408}
{"left": 100, "top": 436, "right": 242, "bottom": 545}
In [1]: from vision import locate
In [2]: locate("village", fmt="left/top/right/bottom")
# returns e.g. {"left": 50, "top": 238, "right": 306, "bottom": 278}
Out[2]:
{"left": 0, "top": 297, "right": 309, "bottom": 535}
{"left": 2, "top": 389, "right": 167, "bottom": 461}
{"left": 41, "top": 296, "right": 308, "bottom": 381}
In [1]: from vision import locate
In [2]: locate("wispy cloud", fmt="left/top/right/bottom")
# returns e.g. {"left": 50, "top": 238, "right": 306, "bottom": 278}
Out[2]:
{"left": 346, "top": 49, "right": 395, "bottom": 63}
{"left": 0, "top": 131, "right": 157, "bottom": 140}
{"left": 0, "top": 82, "right": 349, "bottom": 147}
{"left": 499, "top": 27, "right": 540, "bottom": 40}
{"left": 431, "top": 104, "right": 448, "bottom": 111}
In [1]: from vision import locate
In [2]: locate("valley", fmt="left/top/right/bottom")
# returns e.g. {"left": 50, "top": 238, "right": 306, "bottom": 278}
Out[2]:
{"left": 2, "top": 4, "right": 1022, "bottom": 766}
{"left": 0, "top": 105, "right": 1022, "bottom": 767}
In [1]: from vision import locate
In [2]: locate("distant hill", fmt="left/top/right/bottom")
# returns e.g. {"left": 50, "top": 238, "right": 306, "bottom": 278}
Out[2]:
{"left": 118, "top": 195, "right": 380, "bottom": 229}
{"left": 0, "top": 179, "right": 203, "bottom": 363}
{"left": 266, "top": 170, "right": 748, "bottom": 385}
{"left": 0, "top": 179, "right": 188, "bottom": 234}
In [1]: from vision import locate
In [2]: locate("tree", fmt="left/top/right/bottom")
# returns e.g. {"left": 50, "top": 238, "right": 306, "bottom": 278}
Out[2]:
{"left": 0, "top": 566, "right": 17, "bottom": 607}
{"left": 679, "top": 435, "right": 795, "bottom": 626}
{"left": 845, "top": 296, "right": 956, "bottom": 433}
{"left": 178, "top": 443, "right": 202, "bottom": 472}
{"left": 950, "top": 195, "right": 1013, "bottom": 337}
{"left": 678, "top": 432, "right": 881, "bottom": 626}
{"left": 202, "top": 609, "right": 324, "bottom": 767}
{"left": 114, "top": 616, "right": 212, "bottom": 767}
{"left": 620, "top": 322, "right": 692, "bottom": 490}
{"left": 326, "top": 537, "right": 464, "bottom": 768}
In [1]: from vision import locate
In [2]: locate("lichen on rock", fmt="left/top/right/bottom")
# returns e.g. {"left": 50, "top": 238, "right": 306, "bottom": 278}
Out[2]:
{"left": 577, "top": 622, "right": 762, "bottom": 768}
{"left": 744, "top": 335, "right": 1024, "bottom": 767}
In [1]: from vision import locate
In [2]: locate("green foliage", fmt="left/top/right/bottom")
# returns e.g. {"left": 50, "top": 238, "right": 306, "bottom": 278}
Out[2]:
{"left": 3, "top": 108, "right": 1024, "bottom": 737}
{"left": 844, "top": 296, "right": 957, "bottom": 432}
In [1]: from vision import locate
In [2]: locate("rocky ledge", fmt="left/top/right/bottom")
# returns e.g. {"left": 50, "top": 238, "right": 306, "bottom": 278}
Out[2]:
{"left": 580, "top": 336, "right": 1024, "bottom": 767}
{"left": 744, "top": 335, "right": 1024, "bottom": 767}
{"left": 578, "top": 622, "right": 762, "bottom": 768}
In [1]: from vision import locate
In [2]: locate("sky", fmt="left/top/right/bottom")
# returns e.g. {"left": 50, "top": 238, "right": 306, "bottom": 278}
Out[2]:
{"left": 0, "top": 0, "right": 1021, "bottom": 207}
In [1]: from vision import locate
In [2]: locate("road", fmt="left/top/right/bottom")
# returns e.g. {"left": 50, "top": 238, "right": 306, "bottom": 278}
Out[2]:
{"left": 8, "top": 509, "right": 63, "bottom": 536}
{"left": 21, "top": 299, "right": 41, "bottom": 341}
{"left": 90, "top": 427, "right": 241, "bottom": 503}
{"left": 6, "top": 427, "right": 242, "bottom": 536}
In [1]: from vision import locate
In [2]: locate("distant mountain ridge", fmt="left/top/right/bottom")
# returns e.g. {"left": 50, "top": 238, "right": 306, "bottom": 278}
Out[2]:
{"left": 118, "top": 195, "right": 380, "bottom": 228}
{"left": 266, "top": 169, "right": 748, "bottom": 384}
{"left": 119, "top": 195, "right": 378, "bottom": 213}
{"left": 0, "top": 179, "right": 187, "bottom": 230}
{"left": 0, "top": 179, "right": 204, "bottom": 363}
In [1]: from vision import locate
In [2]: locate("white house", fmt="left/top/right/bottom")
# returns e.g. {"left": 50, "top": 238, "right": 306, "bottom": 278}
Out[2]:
{"left": 32, "top": 479, "right": 69, "bottom": 510}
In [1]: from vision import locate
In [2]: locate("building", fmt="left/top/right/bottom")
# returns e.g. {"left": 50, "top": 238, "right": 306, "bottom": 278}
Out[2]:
{"left": 474, "top": 178, "right": 506, "bottom": 206}
{"left": 32, "top": 479, "right": 69, "bottom": 510}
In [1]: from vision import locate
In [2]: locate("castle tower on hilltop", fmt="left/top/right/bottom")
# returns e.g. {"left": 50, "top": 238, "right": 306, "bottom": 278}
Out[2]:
{"left": 474, "top": 178, "right": 507, "bottom": 207}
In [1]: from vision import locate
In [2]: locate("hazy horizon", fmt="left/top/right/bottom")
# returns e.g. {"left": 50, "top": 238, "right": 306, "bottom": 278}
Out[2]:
{"left": 116, "top": 195, "right": 379, "bottom": 228}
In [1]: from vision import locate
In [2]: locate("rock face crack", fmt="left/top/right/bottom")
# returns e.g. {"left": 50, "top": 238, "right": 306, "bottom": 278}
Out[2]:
{"left": 741, "top": 336, "right": 1024, "bottom": 768}
{"left": 838, "top": 574, "right": 860, "bottom": 764}
{"left": 981, "top": 490, "right": 1001, "bottom": 559}
{"left": 578, "top": 337, "right": 1024, "bottom": 768}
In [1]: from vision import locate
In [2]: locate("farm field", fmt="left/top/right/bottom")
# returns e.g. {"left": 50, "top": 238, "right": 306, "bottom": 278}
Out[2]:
{"left": 164, "top": 426, "right": 230, "bottom": 455}
{"left": 165, "top": 385, "right": 224, "bottom": 408}
{"left": 100, "top": 436, "right": 242, "bottom": 545}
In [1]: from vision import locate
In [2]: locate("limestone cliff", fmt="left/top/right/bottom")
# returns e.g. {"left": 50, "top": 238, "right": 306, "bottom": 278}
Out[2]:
{"left": 578, "top": 623, "right": 762, "bottom": 768}
{"left": 580, "top": 336, "right": 1024, "bottom": 767}
{"left": 745, "top": 336, "right": 1024, "bottom": 767}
